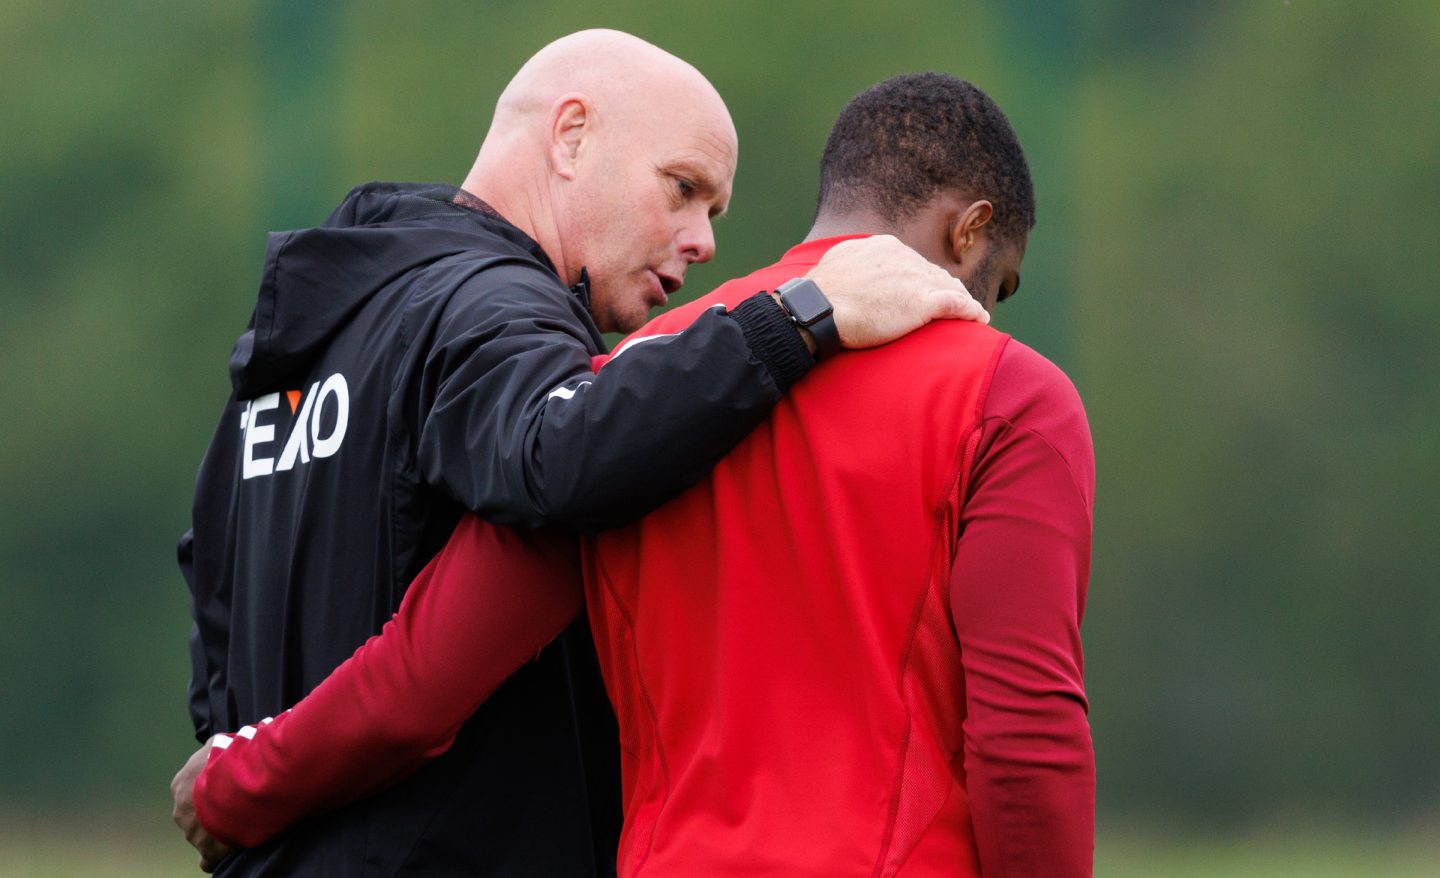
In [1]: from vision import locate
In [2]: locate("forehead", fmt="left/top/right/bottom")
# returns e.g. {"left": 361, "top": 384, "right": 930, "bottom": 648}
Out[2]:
{"left": 657, "top": 107, "right": 736, "bottom": 168}
{"left": 626, "top": 80, "right": 735, "bottom": 163}
{"left": 666, "top": 130, "right": 735, "bottom": 179}
{"left": 654, "top": 117, "right": 738, "bottom": 210}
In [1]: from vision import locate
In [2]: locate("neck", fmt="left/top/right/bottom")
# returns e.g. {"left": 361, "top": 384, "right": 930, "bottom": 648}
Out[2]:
{"left": 806, "top": 204, "right": 959, "bottom": 280}
{"left": 804, "top": 207, "right": 895, "bottom": 242}
{"left": 461, "top": 169, "right": 576, "bottom": 285}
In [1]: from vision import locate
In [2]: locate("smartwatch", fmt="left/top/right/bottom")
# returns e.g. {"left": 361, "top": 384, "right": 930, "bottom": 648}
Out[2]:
{"left": 776, "top": 277, "right": 841, "bottom": 360}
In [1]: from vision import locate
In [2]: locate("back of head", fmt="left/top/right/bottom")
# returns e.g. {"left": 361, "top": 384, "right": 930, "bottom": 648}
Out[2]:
{"left": 816, "top": 73, "right": 1035, "bottom": 244}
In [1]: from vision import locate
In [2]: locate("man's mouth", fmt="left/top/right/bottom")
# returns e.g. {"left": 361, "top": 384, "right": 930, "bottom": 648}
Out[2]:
{"left": 649, "top": 270, "right": 682, "bottom": 305}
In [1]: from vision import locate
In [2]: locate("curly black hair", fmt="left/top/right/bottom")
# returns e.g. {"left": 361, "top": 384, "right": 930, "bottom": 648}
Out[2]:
{"left": 816, "top": 73, "right": 1035, "bottom": 243}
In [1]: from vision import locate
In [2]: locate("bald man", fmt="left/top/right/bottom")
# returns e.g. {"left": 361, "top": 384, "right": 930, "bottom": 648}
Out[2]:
{"left": 176, "top": 30, "right": 982, "bottom": 878}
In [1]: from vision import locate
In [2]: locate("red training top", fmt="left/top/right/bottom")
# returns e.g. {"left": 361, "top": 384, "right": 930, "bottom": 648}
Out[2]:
{"left": 196, "top": 236, "right": 1095, "bottom": 877}
{"left": 585, "top": 236, "right": 1093, "bottom": 876}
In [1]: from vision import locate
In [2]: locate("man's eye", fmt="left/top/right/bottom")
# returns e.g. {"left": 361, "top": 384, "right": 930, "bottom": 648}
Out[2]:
{"left": 676, "top": 178, "right": 694, "bottom": 197}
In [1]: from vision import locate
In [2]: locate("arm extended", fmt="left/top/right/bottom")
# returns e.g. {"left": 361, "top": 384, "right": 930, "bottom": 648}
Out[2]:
{"left": 421, "top": 236, "right": 985, "bottom": 531}
{"left": 186, "top": 515, "right": 584, "bottom": 848}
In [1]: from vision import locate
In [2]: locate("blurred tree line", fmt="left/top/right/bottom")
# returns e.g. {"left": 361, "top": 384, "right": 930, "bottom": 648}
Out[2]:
{"left": 2, "top": 0, "right": 1436, "bottom": 833}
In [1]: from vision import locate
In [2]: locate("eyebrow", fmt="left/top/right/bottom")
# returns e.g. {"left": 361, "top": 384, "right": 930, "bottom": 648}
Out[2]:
{"left": 661, "top": 161, "right": 729, "bottom": 218}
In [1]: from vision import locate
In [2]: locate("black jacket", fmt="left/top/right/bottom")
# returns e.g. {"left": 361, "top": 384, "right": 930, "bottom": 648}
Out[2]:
{"left": 179, "top": 182, "right": 812, "bottom": 876}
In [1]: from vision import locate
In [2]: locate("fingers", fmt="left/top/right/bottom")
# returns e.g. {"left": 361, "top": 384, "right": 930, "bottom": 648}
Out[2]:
{"left": 922, "top": 287, "right": 990, "bottom": 325}
{"left": 802, "top": 234, "right": 991, "bottom": 348}
{"left": 173, "top": 739, "right": 232, "bottom": 868}
{"left": 195, "top": 835, "right": 235, "bottom": 872}
{"left": 172, "top": 777, "right": 192, "bottom": 831}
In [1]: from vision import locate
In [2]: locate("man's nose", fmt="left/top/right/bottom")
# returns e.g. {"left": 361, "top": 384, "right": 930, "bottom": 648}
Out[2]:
{"left": 678, "top": 219, "right": 717, "bottom": 265}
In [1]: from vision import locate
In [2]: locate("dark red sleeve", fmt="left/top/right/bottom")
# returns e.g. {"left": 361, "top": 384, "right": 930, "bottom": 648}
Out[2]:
{"left": 951, "top": 339, "right": 1096, "bottom": 877}
{"left": 193, "top": 515, "right": 585, "bottom": 848}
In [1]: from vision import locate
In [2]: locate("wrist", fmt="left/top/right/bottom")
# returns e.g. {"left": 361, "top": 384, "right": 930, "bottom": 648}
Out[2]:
{"left": 770, "top": 292, "right": 818, "bottom": 356}
{"left": 775, "top": 278, "right": 841, "bottom": 360}
{"left": 730, "top": 291, "right": 814, "bottom": 394}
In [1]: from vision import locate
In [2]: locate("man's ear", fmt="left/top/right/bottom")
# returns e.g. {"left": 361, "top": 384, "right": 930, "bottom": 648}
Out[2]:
{"left": 547, "top": 94, "right": 591, "bottom": 179}
{"left": 949, "top": 199, "right": 994, "bottom": 263}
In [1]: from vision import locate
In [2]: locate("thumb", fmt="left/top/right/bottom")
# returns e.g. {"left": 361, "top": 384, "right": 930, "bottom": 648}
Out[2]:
{"left": 922, "top": 287, "right": 990, "bottom": 325}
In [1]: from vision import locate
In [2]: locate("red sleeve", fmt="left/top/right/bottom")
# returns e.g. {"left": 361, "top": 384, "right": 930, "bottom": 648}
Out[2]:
{"left": 951, "top": 340, "right": 1096, "bottom": 878}
{"left": 193, "top": 515, "right": 585, "bottom": 848}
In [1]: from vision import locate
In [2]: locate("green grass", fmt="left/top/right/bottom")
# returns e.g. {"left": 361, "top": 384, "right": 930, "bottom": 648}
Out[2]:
{"left": 2, "top": 814, "right": 1436, "bottom": 876}
{"left": 1, "top": 812, "right": 199, "bottom": 878}
{"left": 1096, "top": 824, "right": 1440, "bottom": 878}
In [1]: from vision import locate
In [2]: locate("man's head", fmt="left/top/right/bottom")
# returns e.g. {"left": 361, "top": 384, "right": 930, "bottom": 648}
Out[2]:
{"left": 464, "top": 30, "right": 737, "bottom": 333}
{"left": 812, "top": 73, "right": 1034, "bottom": 313}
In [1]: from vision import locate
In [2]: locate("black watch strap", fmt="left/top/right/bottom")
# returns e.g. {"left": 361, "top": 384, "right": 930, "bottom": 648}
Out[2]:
{"left": 776, "top": 278, "right": 841, "bottom": 360}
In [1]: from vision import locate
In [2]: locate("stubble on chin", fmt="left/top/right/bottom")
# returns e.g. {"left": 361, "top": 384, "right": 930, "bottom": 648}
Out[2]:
{"left": 591, "top": 288, "right": 654, "bottom": 336}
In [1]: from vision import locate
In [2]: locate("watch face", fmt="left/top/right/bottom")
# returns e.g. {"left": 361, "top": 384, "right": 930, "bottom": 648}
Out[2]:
{"left": 779, "top": 279, "right": 833, "bottom": 325}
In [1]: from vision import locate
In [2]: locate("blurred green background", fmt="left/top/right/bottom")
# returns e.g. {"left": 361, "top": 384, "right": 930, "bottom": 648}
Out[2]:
{"left": 2, "top": 1, "right": 1437, "bottom": 874}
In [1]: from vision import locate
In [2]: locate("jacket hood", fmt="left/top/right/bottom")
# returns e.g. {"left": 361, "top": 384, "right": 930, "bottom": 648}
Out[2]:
{"left": 228, "top": 182, "right": 553, "bottom": 398}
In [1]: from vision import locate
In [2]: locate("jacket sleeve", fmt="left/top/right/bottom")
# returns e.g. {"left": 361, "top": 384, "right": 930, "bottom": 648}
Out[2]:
{"left": 951, "top": 341, "right": 1096, "bottom": 878}
{"left": 181, "top": 396, "right": 245, "bottom": 744}
{"left": 179, "top": 528, "right": 216, "bottom": 742}
{"left": 415, "top": 263, "right": 811, "bottom": 531}
{"left": 193, "top": 515, "right": 585, "bottom": 848}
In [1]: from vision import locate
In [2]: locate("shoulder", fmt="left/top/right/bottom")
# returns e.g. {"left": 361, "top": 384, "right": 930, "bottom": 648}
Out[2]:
{"left": 991, "top": 341, "right": 1085, "bottom": 412}
{"left": 435, "top": 253, "right": 590, "bottom": 332}
{"left": 985, "top": 340, "right": 1094, "bottom": 493}
{"left": 453, "top": 257, "right": 568, "bottom": 303}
